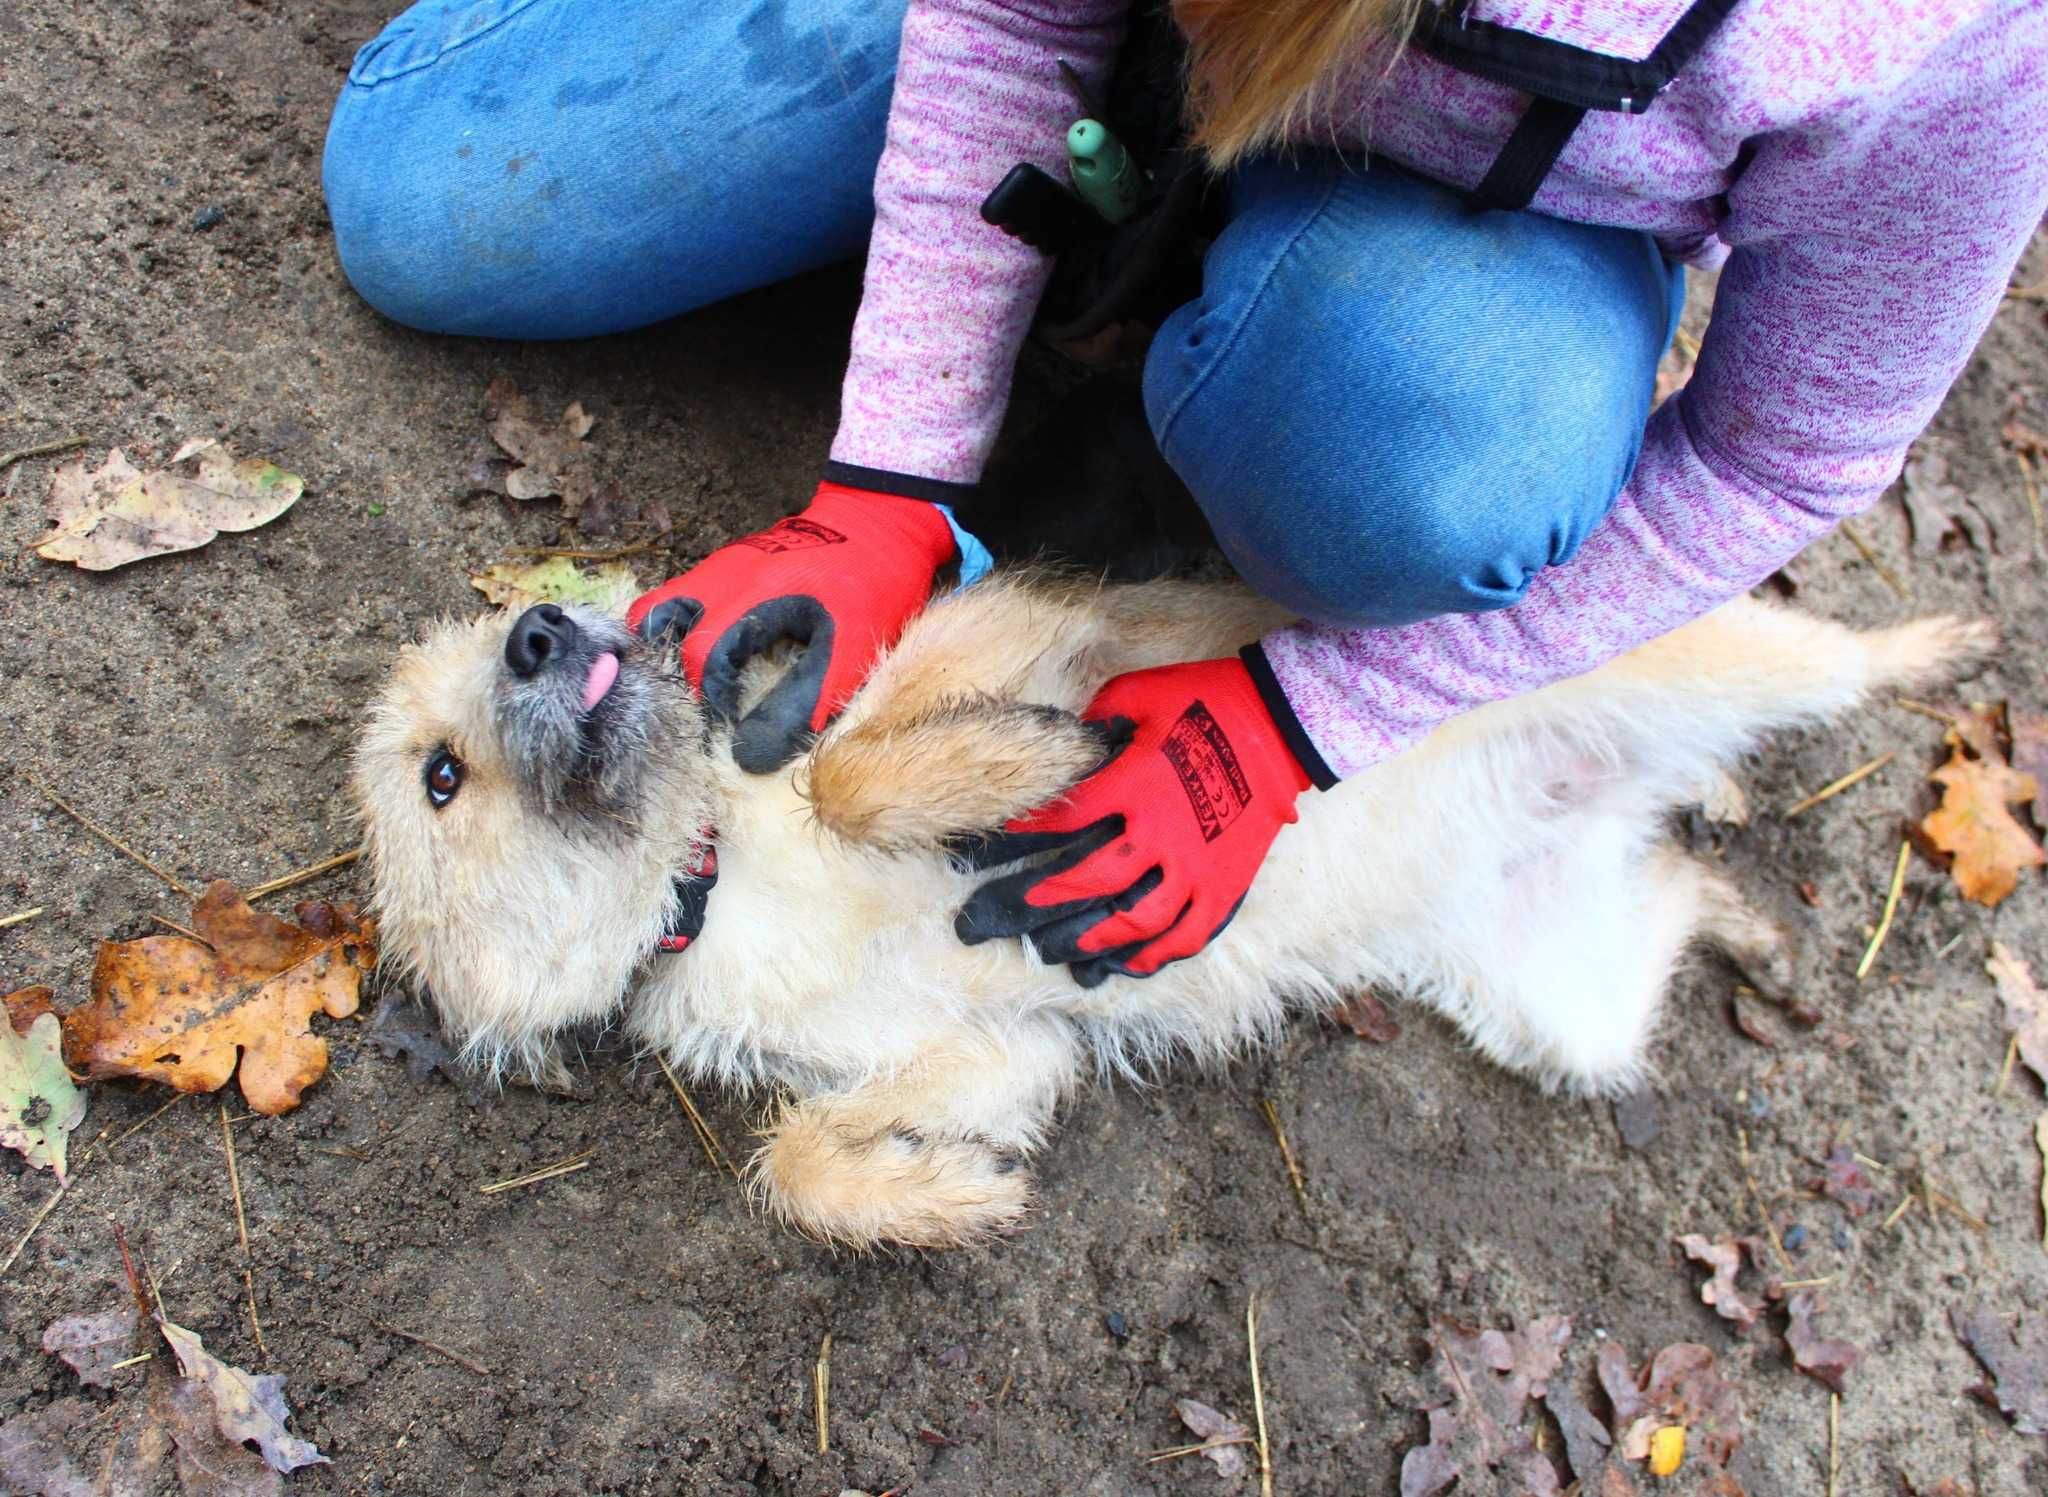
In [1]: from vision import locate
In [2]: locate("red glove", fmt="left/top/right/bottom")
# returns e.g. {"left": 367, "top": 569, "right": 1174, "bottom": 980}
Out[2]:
{"left": 628, "top": 480, "right": 959, "bottom": 772}
{"left": 956, "top": 652, "right": 1331, "bottom": 986}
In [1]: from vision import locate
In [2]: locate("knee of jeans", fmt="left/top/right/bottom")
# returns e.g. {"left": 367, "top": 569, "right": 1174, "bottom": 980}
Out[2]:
{"left": 322, "top": 97, "right": 454, "bottom": 333}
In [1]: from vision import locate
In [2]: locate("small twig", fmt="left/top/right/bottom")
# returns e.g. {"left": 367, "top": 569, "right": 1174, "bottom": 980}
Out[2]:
{"left": 479, "top": 1149, "right": 596, "bottom": 1195}
{"left": 220, "top": 1099, "right": 266, "bottom": 1359}
{"left": 1894, "top": 697, "right": 1959, "bottom": 728}
{"left": 0, "top": 434, "right": 88, "bottom": 470}
{"left": 993, "top": 1352, "right": 1017, "bottom": 1460}
{"left": 33, "top": 774, "right": 194, "bottom": 897}
{"left": 1880, "top": 1192, "right": 1916, "bottom": 1232}
{"left": 1258, "top": 1097, "right": 1311, "bottom": 1219}
{"left": 1146, "top": 1435, "right": 1258, "bottom": 1464}
{"left": 1999, "top": 1033, "right": 2021, "bottom": 1096}
{"left": 107, "top": 1352, "right": 153, "bottom": 1371}
{"left": 1779, "top": 1276, "right": 1837, "bottom": 1290}
{"left": 151, "top": 915, "right": 208, "bottom": 945}
{"left": 374, "top": 1321, "right": 491, "bottom": 1377}
{"left": 814, "top": 1332, "right": 832, "bottom": 1454}
{"left": 0, "top": 906, "right": 45, "bottom": 930}
{"left": 1855, "top": 841, "right": 1912, "bottom": 981}
{"left": 1827, "top": 1392, "right": 1840, "bottom": 1497}
{"left": 219, "top": 1100, "right": 251, "bottom": 1256}
{"left": 1247, "top": 1294, "right": 1273, "bottom": 1497}
{"left": 1837, "top": 519, "right": 1908, "bottom": 599}
{"left": 2008, "top": 278, "right": 2048, "bottom": 303}
{"left": 0, "top": 1182, "right": 73, "bottom": 1278}
{"left": 655, "top": 1054, "right": 739, "bottom": 1179}
{"left": 508, "top": 537, "right": 661, "bottom": 562}
{"left": 1783, "top": 752, "right": 1896, "bottom": 819}
{"left": 1926, "top": 1182, "right": 1988, "bottom": 1233}
{"left": 245, "top": 847, "right": 362, "bottom": 901}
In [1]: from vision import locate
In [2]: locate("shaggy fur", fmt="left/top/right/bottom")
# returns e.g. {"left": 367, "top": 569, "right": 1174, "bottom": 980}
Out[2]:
{"left": 354, "top": 574, "right": 1990, "bottom": 1247}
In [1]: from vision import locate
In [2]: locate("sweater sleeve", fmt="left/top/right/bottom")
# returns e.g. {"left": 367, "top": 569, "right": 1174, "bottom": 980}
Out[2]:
{"left": 829, "top": 0, "right": 1127, "bottom": 485}
{"left": 1261, "top": 2, "right": 2048, "bottom": 780}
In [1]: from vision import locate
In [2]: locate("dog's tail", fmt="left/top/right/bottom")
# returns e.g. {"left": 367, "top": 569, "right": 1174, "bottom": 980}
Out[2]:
{"left": 1484, "top": 597, "right": 1997, "bottom": 800}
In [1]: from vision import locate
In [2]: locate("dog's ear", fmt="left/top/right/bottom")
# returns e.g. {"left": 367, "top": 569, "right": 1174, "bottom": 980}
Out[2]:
{"left": 802, "top": 698, "right": 1112, "bottom": 854}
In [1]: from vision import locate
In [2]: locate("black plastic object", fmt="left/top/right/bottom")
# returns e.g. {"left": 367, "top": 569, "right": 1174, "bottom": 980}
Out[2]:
{"left": 980, "top": 164, "right": 1102, "bottom": 256}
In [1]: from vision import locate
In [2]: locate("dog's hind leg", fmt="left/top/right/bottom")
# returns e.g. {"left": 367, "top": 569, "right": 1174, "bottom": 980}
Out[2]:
{"left": 746, "top": 1017, "right": 1081, "bottom": 1250}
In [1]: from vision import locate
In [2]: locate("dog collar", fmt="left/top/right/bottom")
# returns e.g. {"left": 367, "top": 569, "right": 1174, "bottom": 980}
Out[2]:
{"left": 656, "top": 835, "right": 718, "bottom": 954}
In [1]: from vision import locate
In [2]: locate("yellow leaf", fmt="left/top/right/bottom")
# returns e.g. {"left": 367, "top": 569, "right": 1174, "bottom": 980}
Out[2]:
{"left": 1648, "top": 1423, "right": 1686, "bottom": 1477}
{"left": 34, "top": 444, "right": 304, "bottom": 571}
{"left": 470, "top": 555, "right": 641, "bottom": 613}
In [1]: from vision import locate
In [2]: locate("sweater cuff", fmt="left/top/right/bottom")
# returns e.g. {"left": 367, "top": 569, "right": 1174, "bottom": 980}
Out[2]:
{"left": 1239, "top": 642, "right": 1339, "bottom": 791}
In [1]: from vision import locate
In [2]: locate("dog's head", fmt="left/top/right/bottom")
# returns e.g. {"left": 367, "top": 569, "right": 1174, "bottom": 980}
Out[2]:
{"left": 353, "top": 603, "right": 714, "bottom": 1085}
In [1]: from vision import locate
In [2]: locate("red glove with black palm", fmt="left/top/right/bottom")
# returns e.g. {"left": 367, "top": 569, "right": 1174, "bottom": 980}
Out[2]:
{"left": 628, "top": 476, "right": 962, "bottom": 772}
{"left": 955, "top": 650, "right": 1335, "bottom": 986}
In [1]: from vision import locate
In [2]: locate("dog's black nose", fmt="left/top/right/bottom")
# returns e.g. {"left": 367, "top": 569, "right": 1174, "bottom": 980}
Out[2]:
{"left": 505, "top": 604, "right": 578, "bottom": 678}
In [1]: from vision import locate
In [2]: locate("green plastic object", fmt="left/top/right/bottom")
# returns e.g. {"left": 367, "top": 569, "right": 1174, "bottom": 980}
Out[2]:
{"left": 1066, "top": 118, "right": 1142, "bottom": 225}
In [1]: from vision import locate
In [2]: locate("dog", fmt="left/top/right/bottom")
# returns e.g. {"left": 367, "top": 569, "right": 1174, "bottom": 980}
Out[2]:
{"left": 353, "top": 570, "right": 1987, "bottom": 1248}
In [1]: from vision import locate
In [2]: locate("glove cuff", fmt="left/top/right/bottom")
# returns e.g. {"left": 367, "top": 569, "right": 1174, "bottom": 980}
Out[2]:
{"left": 1238, "top": 642, "right": 1339, "bottom": 792}
{"left": 820, "top": 461, "right": 977, "bottom": 507}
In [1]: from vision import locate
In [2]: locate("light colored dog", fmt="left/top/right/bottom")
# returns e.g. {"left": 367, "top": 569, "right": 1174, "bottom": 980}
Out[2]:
{"left": 353, "top": 573, "right": 1985, "bottom": 1247}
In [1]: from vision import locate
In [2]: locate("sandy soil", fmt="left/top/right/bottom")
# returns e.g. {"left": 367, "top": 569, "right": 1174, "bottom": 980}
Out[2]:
{"left": 4, "top": 3, "right": 2048, "bottom": 1493}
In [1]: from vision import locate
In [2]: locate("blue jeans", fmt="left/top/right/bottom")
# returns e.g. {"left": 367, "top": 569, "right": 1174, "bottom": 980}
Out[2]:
{"left": 324, "top": 0, "right": 1682, "bottom": 628}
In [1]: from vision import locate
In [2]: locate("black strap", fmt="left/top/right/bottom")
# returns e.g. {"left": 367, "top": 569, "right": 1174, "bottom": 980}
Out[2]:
{"left": 1411, "top": 0, "right": 1748, "bottom": 114}
{"left": 655, "top": 841, "right": 719, "bottom": 954}
{"left": 1469, "top": 96, "right": 1588, "bottom": 213}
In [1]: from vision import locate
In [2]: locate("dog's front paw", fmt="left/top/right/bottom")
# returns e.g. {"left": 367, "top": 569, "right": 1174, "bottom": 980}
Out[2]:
{"left": 748, "top": 1109, "right": 1034, "bottom": 1250}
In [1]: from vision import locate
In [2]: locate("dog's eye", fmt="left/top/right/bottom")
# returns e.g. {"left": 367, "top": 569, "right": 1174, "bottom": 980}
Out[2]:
{"left": 424, "top": 749, "right": 463, "bottom": 809}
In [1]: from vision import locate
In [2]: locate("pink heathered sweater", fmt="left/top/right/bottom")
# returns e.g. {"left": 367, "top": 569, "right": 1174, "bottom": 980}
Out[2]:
{"left": 832, "top": 0, "right": 2048, "bottom": 778}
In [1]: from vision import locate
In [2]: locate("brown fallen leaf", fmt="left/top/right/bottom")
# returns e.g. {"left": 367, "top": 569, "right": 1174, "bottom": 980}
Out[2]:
{"left": 5, "top": 986, "right": 58, "bottom": 1032}
{"left": 576, "top": 479, "right": 672, "bottom": 540}
{"left": 1950, "top": 1303, "right": 2048, "bottom": 1435}
{"left": 62, "top": 881, "right": 374, "bottom": 1116}
{"left": 1172, "top": 1397, "right": 1250, "bottom": 1479}
{"left": 479, "top": 378, "right": 598, "bottom": 516}
{"left": 1677, "top": 1234, "right": 1765, "bottom": 1331}
{"left": 34, "top": 441, "right": 304, "bottom": 571}
{"left": 2011, "top": 710, "right": 2048, "bottom": 833}
{"left": 0, "top": 1398, "right": 96, "bottom": 1497}
{"left": 1331, "top": 989, "right": 1401, "bottom": 1043}
{"left": 1785, "top": 1292, "right": 1862, "bottom": 1392}
{"left": 1816, "top": 1144, "right": 1880, "bottom": 1218}
{"left": 1403, "top": 1317, "right": 1570, "bottom": 1494}
{"left": 1900, "top": 445, "right": 1994, "bottom": 554}
{"left": 159, "top": 1318, "right": 325, "bottom": 1474}
{"left": 1921, "top": 724, "right": 2045, "bottom": 907}
{"left": 1986, "top": 942, "right": 2048, "bottom": 1089}
{"left": 1599, "top": 1340, "right": 1744, "bottom": 1468}
{"left": 1729, "top": 990, "right": 1777, "bottom": 1047}
{"left": 152, "top": 1371, "right": 282, "bottom": 1497}
{"left": 41, "top": 1303, "right": 143, "bottom": 1388}
{"left": 1536, "top": 1344, "right": 1616, "bottom": 1489}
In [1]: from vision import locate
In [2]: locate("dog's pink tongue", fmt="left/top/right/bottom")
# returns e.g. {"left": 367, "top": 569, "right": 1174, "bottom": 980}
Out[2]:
{"left": 581, "top": 651, "right": 620, "bottom": 711}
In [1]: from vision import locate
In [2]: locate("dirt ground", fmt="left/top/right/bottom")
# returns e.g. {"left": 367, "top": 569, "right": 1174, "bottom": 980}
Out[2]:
{"left": 4, "top": 3, "right": 2048, "bottom": 1493}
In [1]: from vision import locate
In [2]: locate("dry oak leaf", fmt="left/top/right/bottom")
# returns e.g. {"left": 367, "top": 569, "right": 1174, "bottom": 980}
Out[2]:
{"left": 1784, "top": 1292, "right": 1862, "bottom": 1392}
{"left": 1950, "top": 1303, "right": 2048, "bottom": 1436}
{"left": 469, "top": 555, "right": 641, "bottom": 613}
{"left": 0, "top": 999, "right": 86, "bottom": 1182}
{"left": 41, "top": 1302, "right": 142, "bottom": 1389}
{"left": 1921, "top": 726, "right": 2045, "bottom": 907}
{"left": 159, "top": 1319, "right": 325, "bottom": 1474}
{"left": 1986, "top": 942, "right": 2048, "bottom": 1089}
{"left": 1330, "top": 989, "right": 1402, "bottom": 1043}
{"left": 481, "top": 377, "right": 598, "bottom": 514}
{"left": 1901, "top": 445, "right": 1994, "bottom": 555}
{"left": 150, "top": 1371, "right": 283, "bottom": 1497}
{"left": 0, "top": 1398, "right": 95, "bottom": 1497}
{"left": 1677, "top": 1234, "right": 1765, "bottom": 1331}
{"left": 1172, "top": 1397, "right": 1251, "bottom": 1479}
{"left": 62, "top": 882, "right": 374, "bottom": 1117}
{"left": 1402, "top": 1317, "right": 1571, "bottom": 1495}
{"left": 34, "top": 441, "right": 303, "bottom": 571}
{"left": 1599, "top": 1340, "right": 1743, "bottom": 1468}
